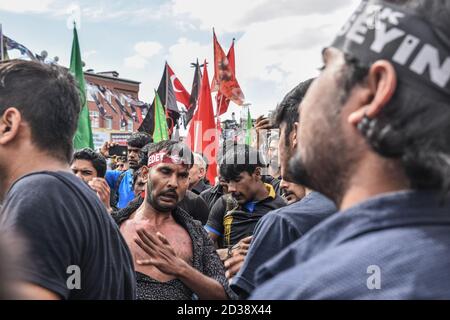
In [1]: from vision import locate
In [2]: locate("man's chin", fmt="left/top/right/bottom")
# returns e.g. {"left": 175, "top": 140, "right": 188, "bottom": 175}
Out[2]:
{"left": 288, "top": 152, "right": 313, "bottom": 189}
{"left": 155, "top": 202, "right": 177, "bottom": 212}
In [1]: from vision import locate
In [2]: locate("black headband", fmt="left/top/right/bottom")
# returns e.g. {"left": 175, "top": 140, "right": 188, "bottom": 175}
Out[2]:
{"left": 332, "top": 0, "right": 450, "bottom": 98}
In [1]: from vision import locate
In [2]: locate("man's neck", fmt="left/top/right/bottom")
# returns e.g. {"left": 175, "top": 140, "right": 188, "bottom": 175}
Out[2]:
{"left": 254, "top": 181, "right": 270, "bottom": 202}
{"left": 2, "top": 152, "right": 69, "bottom": 196}
{"left": 136, "top": 198, "right": 175, "bottom": 226}
{"left": 340, "top": 154, "right": 410, "bottom": 211}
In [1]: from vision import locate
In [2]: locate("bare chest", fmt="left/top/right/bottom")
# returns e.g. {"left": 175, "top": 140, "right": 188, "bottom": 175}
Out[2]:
{"left": 120, "top": 219, "right": 193, "bottom": 282}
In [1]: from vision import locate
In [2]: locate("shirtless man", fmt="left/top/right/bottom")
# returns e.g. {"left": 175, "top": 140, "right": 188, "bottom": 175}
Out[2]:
{"left": 119, "top": 140, "right": 232, "bottom": 300}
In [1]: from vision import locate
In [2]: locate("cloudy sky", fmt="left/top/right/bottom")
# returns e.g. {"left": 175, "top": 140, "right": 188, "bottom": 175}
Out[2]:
{"left": 0, "top": 0, "right": 359, "bottom": 120}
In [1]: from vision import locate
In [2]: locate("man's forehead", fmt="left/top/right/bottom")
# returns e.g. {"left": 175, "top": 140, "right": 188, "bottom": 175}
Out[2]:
{"left": 153, "top": 162, "right": 189, "bottom": 172}
{"left": 72, "top": 160, "right": 94, "bottom": 170}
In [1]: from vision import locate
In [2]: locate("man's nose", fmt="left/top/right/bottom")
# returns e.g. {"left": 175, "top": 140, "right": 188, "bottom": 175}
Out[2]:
{"left": 228, "top": 182, "right": 237, "bottom": 193}
{"left": 167, "top": 174, "right": 179, "bottom": 188}
{"left": 280, "top": 179, "right": 289, "bottom": 190}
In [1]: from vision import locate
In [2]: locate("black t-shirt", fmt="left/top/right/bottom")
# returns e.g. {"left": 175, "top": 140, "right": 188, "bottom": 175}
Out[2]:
{"left": 0, "top": 171, "right": 136, "bottom": 300}
{"left": 191, "top": 179, "right": 211, "bottom": 195}
{"left": 205, "top": 184, "right": 286, "bottom": 248}
{"left": 200, "top": 184, "right": 224, "bottom": 211}
{"left": 179, "top": 190, "right": 210, "bottom": 225}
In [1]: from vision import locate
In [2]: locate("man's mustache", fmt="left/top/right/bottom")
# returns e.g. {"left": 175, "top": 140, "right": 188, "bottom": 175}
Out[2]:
{"left": 160, "top": 189, "right": 178, "bottom": 201}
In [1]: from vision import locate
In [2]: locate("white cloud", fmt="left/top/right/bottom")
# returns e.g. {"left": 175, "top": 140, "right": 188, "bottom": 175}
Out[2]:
{"left": 0, "top": 0, "right": 56, "bottom": 13}
{"left": 83, "top": 50, "right": 97, "bottom": 59}
{"left": 166, "top": 37, "right": 212, "bottom": 88}
{"left": 169, "top": 0, "right": 359, "bottom": 117}
{"left": 171, "top": 0, "right": 262, "bottom": 33}
{"left": 124, "top": 55, "right": 149, "bottom": 69}
{"left": 134, "top": 42, "right": 163, "bottom": 59}
{"left": 124, "top": 41, "right": 163, "bottom": 69}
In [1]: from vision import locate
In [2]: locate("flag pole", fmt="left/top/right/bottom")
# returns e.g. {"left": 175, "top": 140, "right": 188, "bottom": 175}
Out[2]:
{"left": 0, "top": 23, "right": 4, "bottom": 62}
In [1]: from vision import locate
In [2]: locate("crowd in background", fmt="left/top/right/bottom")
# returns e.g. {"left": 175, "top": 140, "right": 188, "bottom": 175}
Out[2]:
{"left": 1, "top": 0, "right": 450, "bottom": 300}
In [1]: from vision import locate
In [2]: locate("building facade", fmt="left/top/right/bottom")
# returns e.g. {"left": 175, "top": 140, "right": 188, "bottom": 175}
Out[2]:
{"left": 85, "top": 71, "right": 146, "bottom": 150}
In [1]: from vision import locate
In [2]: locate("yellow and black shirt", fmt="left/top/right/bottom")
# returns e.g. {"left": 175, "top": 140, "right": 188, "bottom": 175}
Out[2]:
{"left": 205, "top": 184, "right": 286, "bottom": 248}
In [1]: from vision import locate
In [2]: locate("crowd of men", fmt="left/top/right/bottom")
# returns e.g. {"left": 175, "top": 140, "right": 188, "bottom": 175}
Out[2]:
{"left": 1, "top": 0, "right": 450, "bottom": 300}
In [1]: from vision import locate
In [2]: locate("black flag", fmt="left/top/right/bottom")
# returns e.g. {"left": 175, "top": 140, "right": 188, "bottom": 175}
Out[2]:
{"left": 139, "top": 63, "right": 180, "bottom": 136}
{"left": 186, "top": 59, "right": 202, "bottom": 125}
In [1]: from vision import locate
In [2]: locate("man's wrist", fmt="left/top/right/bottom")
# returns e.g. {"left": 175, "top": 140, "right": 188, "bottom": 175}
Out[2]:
{"left": 174, "top": 258, "right": 190, "bottom": 278}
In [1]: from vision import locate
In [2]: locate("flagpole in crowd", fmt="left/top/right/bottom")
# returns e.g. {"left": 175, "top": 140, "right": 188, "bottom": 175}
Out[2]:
{"left": 0, "top": 23, "right": 4, "bottom": 62}
{"left": 70, "top": 22, "right": 94, "bottom": 150}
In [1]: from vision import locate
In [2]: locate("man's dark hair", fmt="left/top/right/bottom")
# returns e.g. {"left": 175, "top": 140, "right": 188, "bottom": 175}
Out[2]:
{"left": 71, "top": 148, "right": 107, "bottom": 178}
{"left": 339, "top": 0, "right": 450, "bottom": 194}
{"left": 138, "top": 143, "right": 155, "bottom": 167}
{"left": 146, "top": 140, "right": 194, "bottom": 170}
{"left": 272, "top": 78, "right": 314, "bottom": 146}
{"left": 0, "top": 60, "right": 81, "bottom": 162}
{"left": 220, "top": 144, "right": 266, "bottom": 181}
{"left": 127, "top": 132, "right": 152, "bottom": 149}
{"left": 132, "top": 167, "right": 144, "bottom": 188}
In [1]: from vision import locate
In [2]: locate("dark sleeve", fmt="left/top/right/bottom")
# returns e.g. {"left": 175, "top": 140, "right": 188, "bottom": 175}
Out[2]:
{"left": 1, "top": 176, "right": 83, "bottom": 299}
{"left": 199, "top": 189, "right": 210, "bottom": 204}
{"left": 194, "top": 196, "right": 210, "bottom": 225}
{"left": 205, "top": 197, "right": 226, "bottom": 237}
{"left": 197, "top": 223, "right": 237, "bottom": 300}
{"left": 230, "top": 212, "right": 302, "bottom": 298}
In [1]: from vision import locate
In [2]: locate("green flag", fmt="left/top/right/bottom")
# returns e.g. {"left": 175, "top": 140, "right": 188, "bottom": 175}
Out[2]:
{"left": 153, "top": 91, "right": 169, "bottom": 143}
{"left": 70, "top": 25, "right": 94, "bottom": 150}
{"left": 245, "top": 108, "right": 253, "bottom": 146}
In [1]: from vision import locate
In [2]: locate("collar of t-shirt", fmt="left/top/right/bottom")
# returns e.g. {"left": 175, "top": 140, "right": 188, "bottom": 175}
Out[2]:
{"left": 243, "top": 184, "right": 276, "bottom": 213}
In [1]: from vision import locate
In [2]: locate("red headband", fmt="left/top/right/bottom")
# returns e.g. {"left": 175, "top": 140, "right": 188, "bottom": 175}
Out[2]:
{"left": 147, "top": 150, "right": 185, "bottom": 167}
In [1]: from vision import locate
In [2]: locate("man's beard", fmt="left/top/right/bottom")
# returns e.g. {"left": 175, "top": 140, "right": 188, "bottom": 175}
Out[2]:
{"left": 288, "top": 123, "right": 356, "bottom": 206}
{"left": 146, "top": 180, "right": 179, "bottom": 213}
{"left": 0, "top": 163, "right": 8, "bottom": 203}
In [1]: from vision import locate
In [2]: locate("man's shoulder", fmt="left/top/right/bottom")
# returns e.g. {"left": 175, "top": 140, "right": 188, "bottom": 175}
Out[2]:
{"left": 8, "top": 171, "right": 83, "bottom": 196}
{"left": 3, "top": 171, "right": 102, "bottom": 215}
{"left": 267, "top": 195, "right": 335, "bottom": 221}
{"left": 258, "top": 194, "right": 286, "bottom": 211}
{"left": 174, "top": 207, "right": 208, "bottom": 238}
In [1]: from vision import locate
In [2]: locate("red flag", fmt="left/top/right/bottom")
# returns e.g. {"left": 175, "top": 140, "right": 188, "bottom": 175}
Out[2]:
{"left": 187, "top": 61, "right": 218, "bottom": 183}
{"left": 136, "top": 107, "right": 143, "bottom": 124}
{"left": 216, "top": 39, "right": 235, "bottom": 116}
{"left": 212, "top": 30, "right": 245, "bottom": 106}
{"left": 167, "top": 63, "right": 191, "bottom": 108}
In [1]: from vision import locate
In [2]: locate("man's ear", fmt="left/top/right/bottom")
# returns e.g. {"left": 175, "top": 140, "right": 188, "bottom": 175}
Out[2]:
{"left": 254, "top": 167, "right": 262, "bottom": 179}
{"left": 291, "top": 122, "right": 298, "bottom": 149}
{"left": 140, "top": 166, "right": 149, "bottom": 182}
{"left": 348, "top": 60, "right": 397, "bottom": 126}
{"left": 0, "top": 108, "right": 22, "bottom": 145}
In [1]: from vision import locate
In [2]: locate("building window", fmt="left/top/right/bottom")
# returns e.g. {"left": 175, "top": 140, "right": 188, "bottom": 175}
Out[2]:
{"left": 89, "top": 111, "right": 99, "bottom": 128}
{"left": 105, "top": 117, "right": 113, "bottom": 130}
{"left": 120, "top": 94, "right": 126, "bottom": 106}
{"left": 106, "top": 91, "right": 112, "bottom": 104}
{"left": 87, "top": 88, "right": 95, "bottom": 102}
{"left": 127, "top": 119, "right": 133, "bottom": 132}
